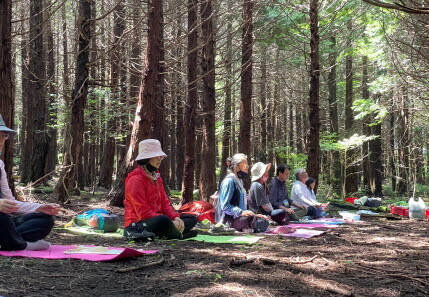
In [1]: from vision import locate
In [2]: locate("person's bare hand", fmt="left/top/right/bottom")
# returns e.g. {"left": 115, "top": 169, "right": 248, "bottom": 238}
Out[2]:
{"left": 0, "top": 199, "right": 19, "bottom": 214}
{"left": 299, "top": 205, "right": 307, "bottom": 210}
{"left": 173, "top": 217, "right": 185, "bottom": 233}
{"left": 285, "top": 208, "right": 295, "bottom": 214}
{"left": 37, "top": 203, "right": 61, "bottom": 215}
{"left": 241, "top": 210, "right": 254, "bottom": 217}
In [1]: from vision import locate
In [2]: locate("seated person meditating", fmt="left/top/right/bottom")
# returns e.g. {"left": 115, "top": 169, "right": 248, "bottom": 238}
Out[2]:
{"left": 290, "top": 168, "right": 324, "bottom": 219}
{"left": 249, "top": 162, "right": 288, "bottom": 225}
{"left": 215, "top": 154, "right": 269, "bottom": 233}
{"left": 0, "top": 115, "right": 60, "bottom": 251}
{"left": 124, "top": 139, "right": 198, "bottom": 240}
{"left": 268, "top": 164, "right": 300, "bottom": 222}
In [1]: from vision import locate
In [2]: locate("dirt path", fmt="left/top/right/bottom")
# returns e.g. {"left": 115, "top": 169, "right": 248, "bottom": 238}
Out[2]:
{"left": 1, "top": 205, "right": 428, "bottom": 297}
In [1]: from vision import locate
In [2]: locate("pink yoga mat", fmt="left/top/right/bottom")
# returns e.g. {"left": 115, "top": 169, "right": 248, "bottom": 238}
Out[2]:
{"left": 0, "top": 245, "right": 158, "bottom": 262}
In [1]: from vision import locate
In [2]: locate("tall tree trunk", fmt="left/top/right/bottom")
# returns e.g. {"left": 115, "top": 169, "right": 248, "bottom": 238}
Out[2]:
{"left": 182, "top": 0, "right": 199, "bottom": 203}
{"left": 99, "top": 3, "right": 126, "bottom": 189}
{"left": 55, "top": 0, "right": 92, "bottom": 202}
{"left": 260, "top": 45, "right": 268, "bottom": 162}
{"left": 220, "top": 0, "right": 233, "bottom": 186}
{"left": 327, "top": 36, "right": 340, "bottom": 192}
{"left": 389, "top": 104, "right": 397, "bottom": 191}
{"left": 362, "top": 55, "right": 371, "bottom": 193}
{"left": 288, "top": 100, "right": 294, "bottom": 149}
{"left": 20, "top": 36, "right": 31, "bottom": 180}
{"left": 0, "top": 0, "right": 16, "bottom": 196}
{"left": 369, "top": 105, "right": 383, "bottom": 196}
{"left": 44, "top": 0, "right": 58, "bottom": 180}
{"left": 344, "top": 19, "right": 358, "bottom": 194}
{"left": 396, "top": 86, "right": 410, "bottom": 194}
{"left": 199, "top": 0, "right": 216, "bottom": 201}
{"left": 239, "top": 0, "right": 253, "bottom": 161}
{"left": 29, "top": 0, "right": 48, "bottom": 182}
{"left": 109, "top": 0, "right": 165, "bottom": 206}
{"left": 307, "top": 0, "right": 321, "bottom": 190}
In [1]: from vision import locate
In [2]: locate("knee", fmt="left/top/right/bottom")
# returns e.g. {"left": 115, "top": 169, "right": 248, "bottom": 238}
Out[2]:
{"left": 157, "top": 215, "right": 173, "bottom": 226}
{"left": 36, "top": 213, "right": 55, "bottom": 229}
{"left": 0, "top": 212, "right": 12, "bottom": 224}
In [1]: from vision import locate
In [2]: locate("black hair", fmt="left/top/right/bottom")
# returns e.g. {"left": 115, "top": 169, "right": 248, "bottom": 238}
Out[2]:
{"left": 276, "top": 164, "right": 291, "bottom": 176}
{"left": 136, "top": 159, "right": 150, "bottom": 166}
{"left": 305, "top": 177, "right": 316, "bottom": 188}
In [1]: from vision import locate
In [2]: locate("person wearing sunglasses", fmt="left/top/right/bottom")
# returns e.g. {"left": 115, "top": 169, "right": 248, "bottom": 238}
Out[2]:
{"left": 0, "top": 115, "right": 61, "bottom": 251}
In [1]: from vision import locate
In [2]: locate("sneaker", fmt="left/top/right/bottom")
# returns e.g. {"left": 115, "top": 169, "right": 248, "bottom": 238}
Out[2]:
{"left": 124, "top": 223, "right": 155, "bottom": 242}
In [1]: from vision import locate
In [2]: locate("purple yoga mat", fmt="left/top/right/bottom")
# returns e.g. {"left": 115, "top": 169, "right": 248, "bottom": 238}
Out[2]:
{"left": 0, "top": 245, "right": 158, "bottom": 262}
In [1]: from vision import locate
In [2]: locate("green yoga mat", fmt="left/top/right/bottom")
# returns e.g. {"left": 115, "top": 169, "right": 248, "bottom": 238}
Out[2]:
{"left": 54, "top": 227, "right": 124, "bottom": 238}
{"left": 184, "top": 234, "right": 264, "bottom": 244}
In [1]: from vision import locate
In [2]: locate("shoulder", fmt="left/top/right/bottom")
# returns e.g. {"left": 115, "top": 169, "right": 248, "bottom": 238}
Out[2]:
{"left": 251, "top": 181, "right": 263, "bottom": 191}
{"left": 221, "top": 176, "right": 235, "bottom": 187}
{"left": 0, "top": 159, "right": 4, "bottom": 168}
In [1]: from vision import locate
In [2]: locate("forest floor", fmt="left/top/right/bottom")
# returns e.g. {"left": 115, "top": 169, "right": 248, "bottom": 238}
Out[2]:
{"left": 1, "top": 192, "right": 428, "bottom": 297}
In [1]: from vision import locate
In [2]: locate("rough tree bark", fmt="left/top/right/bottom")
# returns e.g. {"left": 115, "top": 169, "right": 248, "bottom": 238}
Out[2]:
{"left": 0, "top": 0, "right": 16, "bottom": 196}
{"left": 239, "top": 0, "right": 253, "bottom": 162}
{"left": 199, "top": 0, "right": 217, "bottom": 201}
{"left": 307, "top": 0, "right": 321, "bottom": 191}
{"left": 54, "top": 0, "right": 92, "bottom": 202}
{"left": 344, "top": 19, "right": 359, "bottom": 194}
{"left": 29, "top": 0, "right": 48, "bottom": 182}
{"left": 182, "top": 0, "right": 199, "bottom": 203}
{"left": 220, "top": 0, "right": 233, "bottom": 186}
{"left": 44, "top": 0, "right": 58, "bottom": 180}
{"left": 327, "top": 36, "right": 341, "bottom": 192}
{"left": 109, "top": 0, "right": 165, "bottom": 206}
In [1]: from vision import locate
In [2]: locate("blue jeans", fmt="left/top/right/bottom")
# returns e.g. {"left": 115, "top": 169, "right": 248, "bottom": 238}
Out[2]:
{"left": 0, "top": 212, "right": 54, "bottom": 251}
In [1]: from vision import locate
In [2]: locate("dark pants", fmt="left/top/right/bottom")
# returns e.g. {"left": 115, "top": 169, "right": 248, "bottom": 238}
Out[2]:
{"left": 306, "top": 206, "right": 323, "bottom": 219}
{"left": 127, "top": 214, "right": 198, "bottom": 240}
{"left": 270, "top": 209, "right": 287, "bottom": 225}
{"left": 0, "top": 212, "right": 55, "bottom": 251}
{"left": 229, "top": 216, "right": 269, "bottom": 233}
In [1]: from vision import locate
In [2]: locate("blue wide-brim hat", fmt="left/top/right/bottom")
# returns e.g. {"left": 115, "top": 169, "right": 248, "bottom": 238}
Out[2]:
{"left": 0, "top": 115, "right": 16, "bottom": 135}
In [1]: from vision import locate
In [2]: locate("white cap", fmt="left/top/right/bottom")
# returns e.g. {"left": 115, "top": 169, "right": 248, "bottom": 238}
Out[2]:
{"left": 135, "top": 139, "right": 167, "bottom": 161}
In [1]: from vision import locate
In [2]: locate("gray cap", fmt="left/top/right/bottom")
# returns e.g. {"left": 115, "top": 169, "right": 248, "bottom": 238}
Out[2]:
{"left": 0, "top": 115, "right": 16, "bottom": 135}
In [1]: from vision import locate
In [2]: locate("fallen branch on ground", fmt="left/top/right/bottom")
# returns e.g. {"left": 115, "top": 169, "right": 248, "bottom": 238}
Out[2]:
{"left": 116, "top": 256, "right": 165, "bottom": 273}
{"left": 288, "top": 255, "right": 318, "bottom": 264}
{"left": 230, "top": 258, "right": 255, "bottom": 266}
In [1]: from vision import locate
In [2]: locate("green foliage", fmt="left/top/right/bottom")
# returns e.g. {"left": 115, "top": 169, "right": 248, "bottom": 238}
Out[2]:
{"left": 275, "top": 146, "right": 307, "bottom": 169}
{"left": 352, "top": 98, "right": 387, "bottom": 125}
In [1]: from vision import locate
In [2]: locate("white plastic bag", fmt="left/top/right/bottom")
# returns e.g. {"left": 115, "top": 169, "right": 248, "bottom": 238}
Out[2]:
{"left": 408, "top": 197, "right": 426, "bottom": 220}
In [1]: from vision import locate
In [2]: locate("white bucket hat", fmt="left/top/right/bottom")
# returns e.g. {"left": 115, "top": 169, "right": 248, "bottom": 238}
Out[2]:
{"left": 135, "top": 139, "right": 167, "bottom": 161}
{"left": 251, "top": 162, "right": 271, "bottom": 182}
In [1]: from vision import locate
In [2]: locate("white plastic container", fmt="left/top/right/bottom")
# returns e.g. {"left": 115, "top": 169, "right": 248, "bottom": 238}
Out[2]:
{"left": 339, "top": 211, "right": 361, "bottom": 222}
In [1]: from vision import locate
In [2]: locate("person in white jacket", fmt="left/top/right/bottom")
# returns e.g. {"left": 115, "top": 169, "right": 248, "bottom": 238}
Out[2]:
{"left": 290, "top": 168, "right": 323, "bottom": 219}
{"left": 0, "top": 115, "right": 60, "bottom": 251}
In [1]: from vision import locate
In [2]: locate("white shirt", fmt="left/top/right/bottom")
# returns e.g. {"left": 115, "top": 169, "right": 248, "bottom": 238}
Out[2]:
{"left": 0, "top": 160, "right": 41, "bottom": 214}
{"left": 291, "top": 180, "right": 318, "bottom": 208}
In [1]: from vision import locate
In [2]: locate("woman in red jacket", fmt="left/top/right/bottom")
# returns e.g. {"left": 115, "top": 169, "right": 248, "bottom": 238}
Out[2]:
{"left": 124, "top": 139, "right": 198, "bottom": 240}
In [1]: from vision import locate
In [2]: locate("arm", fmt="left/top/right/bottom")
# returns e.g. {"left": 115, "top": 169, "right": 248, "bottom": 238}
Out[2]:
{"left": 0, "top": 161, "right": 41, "bottom": 214}
{"left": 268, "top": 180, "right": 280, "bottom": 209}
{"left": 254, "top": 183, "right": 273, "bottom": 212}
{"left": 158, "top": 176, "right": 180, "bottom": 220}
{"left": 218, "top": 178, "right": 243, "bottom": 218}
{"left": 125, "top": 176, "right": 161, "bottom": 221}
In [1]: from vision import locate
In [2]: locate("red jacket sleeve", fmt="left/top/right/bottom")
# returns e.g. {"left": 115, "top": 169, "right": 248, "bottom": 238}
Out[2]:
{"left": 158, "top": 176, "right": 180, "bottom": 220}
{"left": 126, "top": 175, "right": 159, "bottom": 221}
